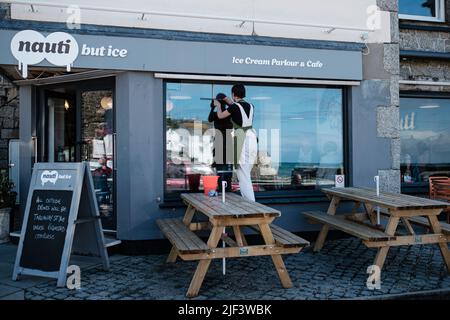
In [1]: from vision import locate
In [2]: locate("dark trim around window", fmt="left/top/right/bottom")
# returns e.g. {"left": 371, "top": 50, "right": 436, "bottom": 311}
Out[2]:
{"left": 400, "top": 50, "right": 450, "bottom": 61}
{"left": 399, "top": 0, "right": 446, "bottom": 23}
{"left": 162, "top": 79, "right": 351, "bottom": 205}
{"left": 400, "top": 23, "right": 450, "bottom": 33}
{"left": 399, "top": 91, "right": 450, "bottom": 195}
{"left": 401, "top": 91, "right": 450, "bottom": 99}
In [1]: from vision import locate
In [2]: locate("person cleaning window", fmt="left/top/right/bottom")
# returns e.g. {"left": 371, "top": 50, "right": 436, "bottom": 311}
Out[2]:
{"left": 208, "top": 92, "right": 233, "bottom": 192}
{"left": 216, "top": 84, "right": 258, "bottom": 201}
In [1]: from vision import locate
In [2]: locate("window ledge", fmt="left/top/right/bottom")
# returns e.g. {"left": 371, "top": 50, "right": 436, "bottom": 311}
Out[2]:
{"left": 400, "top": 23, "right": 450, "bottom": 32}
{"left": 400, "top": 50, "right": 450, "bottom": 61}
{"left": 159, "top": 193, "right": 331, "bottom": 208}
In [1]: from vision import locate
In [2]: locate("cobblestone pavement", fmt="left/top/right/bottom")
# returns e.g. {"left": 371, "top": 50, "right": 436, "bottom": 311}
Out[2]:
{"left": 19, "top": 238, "right": 450, "bottom": 300}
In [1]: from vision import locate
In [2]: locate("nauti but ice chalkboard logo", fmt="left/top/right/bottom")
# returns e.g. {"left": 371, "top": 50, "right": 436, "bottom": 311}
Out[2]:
{"left": 10, "top": 30, "right": 79, "bottom": 78}
{"left": 41, "top": 170, "right": 72, "bottom": 186}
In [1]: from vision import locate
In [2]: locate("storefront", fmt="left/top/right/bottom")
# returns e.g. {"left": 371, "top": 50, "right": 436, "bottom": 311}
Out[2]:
{"left": 0, "top": 21, "right": 400, "bottom": 242}
{"left": 397, "top": 0, "right": 450, "bottom": 197}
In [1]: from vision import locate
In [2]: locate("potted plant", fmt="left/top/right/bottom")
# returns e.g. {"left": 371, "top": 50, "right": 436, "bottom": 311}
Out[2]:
{"left": 0, "top": 171, "right": 16, "bottom": 244}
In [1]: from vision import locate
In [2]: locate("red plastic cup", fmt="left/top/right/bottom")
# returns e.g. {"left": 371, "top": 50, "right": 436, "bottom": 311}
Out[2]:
{"left": 202, "top": 175, "right": 219, "bottom": 195}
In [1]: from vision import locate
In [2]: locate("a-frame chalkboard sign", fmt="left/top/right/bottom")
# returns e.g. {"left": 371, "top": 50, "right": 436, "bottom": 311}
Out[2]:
{"left": 12, "top": 162, "right": 110, "bottom": 287}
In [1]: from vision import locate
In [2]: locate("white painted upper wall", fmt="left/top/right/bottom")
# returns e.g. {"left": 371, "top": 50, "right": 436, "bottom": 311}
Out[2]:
{"left": 5, "top": 0, "right": 391, "bottom": 43}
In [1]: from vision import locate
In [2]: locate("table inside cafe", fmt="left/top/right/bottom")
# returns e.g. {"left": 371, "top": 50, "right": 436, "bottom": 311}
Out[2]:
{"left": 157, "top": 192, "right": 309, "bottom": 297}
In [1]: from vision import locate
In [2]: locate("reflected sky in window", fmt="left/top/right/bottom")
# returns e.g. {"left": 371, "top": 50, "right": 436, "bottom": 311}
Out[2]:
{"left": 400, "top": 0, "right": 437, "bottom": 17}
{"left": 166, "top": 82, "right": 343, "bottom": 166}
{"left": 401, "top": 98, "right": 450, "bottom": 165}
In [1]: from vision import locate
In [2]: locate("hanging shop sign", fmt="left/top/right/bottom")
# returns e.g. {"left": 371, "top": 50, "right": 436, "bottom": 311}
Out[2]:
{"left": 1, "top": 29, "right": 362, "bottom": 80}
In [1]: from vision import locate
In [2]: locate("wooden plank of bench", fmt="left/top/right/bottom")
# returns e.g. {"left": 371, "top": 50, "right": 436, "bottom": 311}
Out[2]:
{"left": 226, "top": 193, "right": 280, "bottom": 215}
{"left": 157, "top": 219, "right": 209, "bottom": 254}
{"left": 356, "top": 187, "right": 447, "bottom": 207}
{"left": 406, "top": 216, "right": 450, "bottom": 235}
{"left": 302, "top": 211, "right": 395, "bottom": 242}
{"left": 181, "top": 245, "right": 302, "bottom": 260}
{"left": 249, "top": 225, "right": 310, "bottom": 248}
{"left": 158, "top": 219, "right": 200, "bottom": 253}
{"left": 322, "top": 187, "right": 449, "bottom": 210}
{"left": 269, "top": 225, "right": 310, "bottom": 248}
{"left": 181, "top": 193, "right": 280, "bottom": 218}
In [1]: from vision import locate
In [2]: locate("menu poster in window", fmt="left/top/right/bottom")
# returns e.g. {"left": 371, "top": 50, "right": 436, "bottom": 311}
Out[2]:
{"left": 12, "top": 162, "right": 110, "bottom": 287}
{"left": 92, "top": 139, "right": 105, "bottom": 159}
{"left": 104, "top": 134, "right": 113, "bottom": 157}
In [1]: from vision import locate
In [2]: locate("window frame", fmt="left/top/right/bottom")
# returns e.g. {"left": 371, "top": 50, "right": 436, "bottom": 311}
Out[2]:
{"left": 162, "top": 79, "right": 350, "bottom": 202}
{"left": 400, "top": 91, "right": 450, "bottom": 195}
{"left": 399, "top": 0, "right": 446, "bottom": 23}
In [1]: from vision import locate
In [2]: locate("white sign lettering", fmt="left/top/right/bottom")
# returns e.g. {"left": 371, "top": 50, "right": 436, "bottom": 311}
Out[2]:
{"left": 81, "top": 44, "right": 128, "bottom": 58}
{"left": 40, "top": 170, "right": 72, "bottom": 186}
{"left": 11, "top": 30, "right": 79, "bottom": 78}
{"left": 232, "top": 56, "right": 324, "bottom": 69}
{"left": 10, "top": 30, "right": 128, "bottom": 78}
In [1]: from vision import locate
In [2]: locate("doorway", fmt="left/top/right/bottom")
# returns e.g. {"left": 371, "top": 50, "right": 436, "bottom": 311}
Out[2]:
{"left": 36, "top": 78, "right": 116, "bottom": 230}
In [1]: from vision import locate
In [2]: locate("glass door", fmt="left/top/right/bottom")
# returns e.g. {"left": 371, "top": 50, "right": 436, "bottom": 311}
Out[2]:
{"left": 45, "top": 93, "right": 76, "bottom": 163}
{"left": 80, "top": 90, "right": 115, "bottom": 230}
{"left": 39, "top": 82, "right": 116, "bottom": 231}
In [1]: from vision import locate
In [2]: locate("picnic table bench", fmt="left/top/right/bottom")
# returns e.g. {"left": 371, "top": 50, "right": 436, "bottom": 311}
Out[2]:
{"left": 303, "top": 187, "right": 450, "bottom": 273}
{"left": 157, "top": 193, "right": 309, "bottom": 297}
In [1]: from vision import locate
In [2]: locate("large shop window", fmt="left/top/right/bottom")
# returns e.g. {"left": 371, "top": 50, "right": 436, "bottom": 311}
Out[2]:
{"left": 165, "top": 82, "right": 345, "bottom": 197}
{"left": 400, "top": 97, "right": 450, "bottom": 187}
{"left": 399, "top": 0, "right": 445, "bottom": 22}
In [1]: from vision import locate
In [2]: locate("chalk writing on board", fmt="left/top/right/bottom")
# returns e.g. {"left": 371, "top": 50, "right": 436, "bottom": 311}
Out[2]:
{"left": 14, "top": 163, "right": 109, "bottom": 285}
{"left": 31, "top": 195, "right": 68, "bottom": 240}
{"left": 20, "top": 190, "right": 73, "bottom": 271}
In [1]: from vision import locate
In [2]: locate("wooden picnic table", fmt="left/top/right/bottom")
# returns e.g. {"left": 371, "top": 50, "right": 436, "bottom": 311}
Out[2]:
{"left": 157, "top": 192, "right": 309, "bottom": 297}
{"left": 303, "top": 187, "right": 450, "bottom": 273}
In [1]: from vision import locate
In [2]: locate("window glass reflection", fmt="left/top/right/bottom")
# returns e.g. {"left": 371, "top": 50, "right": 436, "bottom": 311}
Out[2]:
{"left": 165, "top": 82, "right": 344, "bottom": 195}
{"left": 400, "top": 97, "right": 450, "bottom": 184}
{"left": 400, "top": 0, "right": 437, "bottom": 17}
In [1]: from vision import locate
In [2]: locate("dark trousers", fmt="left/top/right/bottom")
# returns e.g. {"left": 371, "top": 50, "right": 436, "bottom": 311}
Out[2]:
{"left": 216, "top": 164, "right": 233, "bottom": 192}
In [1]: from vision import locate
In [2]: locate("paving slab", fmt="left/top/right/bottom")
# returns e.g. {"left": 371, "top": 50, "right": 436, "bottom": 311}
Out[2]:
{"left": 0, "top": 290, "right": 24, "bottom": 300}
{"left": 1, "top": 238, "right": 449, "bottom": 300}
{"left": 0, "top": 284, "right": 21, "bottom": 298}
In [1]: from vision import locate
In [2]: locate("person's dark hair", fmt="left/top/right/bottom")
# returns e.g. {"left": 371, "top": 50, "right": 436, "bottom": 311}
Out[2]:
{"left": 216, "top": 93, "right": 226, "bottom": 100}
{"left": 231, "top": 84, "right": 246, "bottom": 99}
{"left": 210, "top": 92, "right": 227, "bottom": 108}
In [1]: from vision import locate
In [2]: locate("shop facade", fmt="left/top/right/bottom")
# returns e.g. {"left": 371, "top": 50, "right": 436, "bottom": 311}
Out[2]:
{"left": 0, "top": 1, "right": 401, "bottom": 242}
{"left": 398, "top": 0, "right": 450, "bottom": 196}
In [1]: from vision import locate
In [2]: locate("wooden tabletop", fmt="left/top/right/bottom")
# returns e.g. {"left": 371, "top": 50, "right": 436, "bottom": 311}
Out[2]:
{"left": 322, "top": 187, "right": 450, "bottom": 210}
{"left": 181, "top": 193, "right": 280, "bottom": 219}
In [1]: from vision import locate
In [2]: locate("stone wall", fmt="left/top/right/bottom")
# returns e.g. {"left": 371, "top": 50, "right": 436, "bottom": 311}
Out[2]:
{"left": 349, "top": 1, "right": 400, "bottom": 193}
{"left": 399, "top": 0, "right": 450, "bottom": 91}
{"left": 0, "top": 2, "right": 10, "bottom": 20}
{"left": 401, "top": 30, "right": 450, "bottom": 53}
{"left": 377, "top": 0, "right": 401, "bottom": 192}
{"left": 0, "top": 75, "right": 19, "bottom": 170}
{"left": 0, "top": 3, "right": 18, "bottom": 171}
{"left": 400, "top": 59, "right": 450, "bottom": 93}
